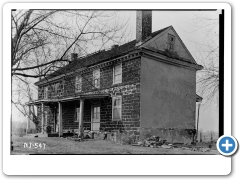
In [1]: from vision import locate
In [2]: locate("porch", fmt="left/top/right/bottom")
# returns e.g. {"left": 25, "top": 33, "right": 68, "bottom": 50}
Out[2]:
{"left": 26, "top": 93, "right": 112, "bottom": 137}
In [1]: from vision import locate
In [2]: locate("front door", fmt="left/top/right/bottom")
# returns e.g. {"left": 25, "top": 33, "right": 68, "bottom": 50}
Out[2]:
{"left": 91, "top": 106, "right": 100, "bottom": 131}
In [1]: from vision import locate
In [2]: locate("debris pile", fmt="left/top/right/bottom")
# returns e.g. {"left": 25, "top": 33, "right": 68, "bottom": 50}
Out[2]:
{"left": 66, "top": 136, "right": 83, "bottom": 142}
{"left": 64, "top": 131, "right": 214, "bottom": 153}
{"left": 190, "top": 147, "right": 211, "bottom": 152}
{"left": 132, "top": 136, "right": 170, "bottom": 148}
{"left": 131, "top": 135, "right": 213, "bottom": 152}
{"left": 65, "top": 130, "right": 107, "bottom": 141}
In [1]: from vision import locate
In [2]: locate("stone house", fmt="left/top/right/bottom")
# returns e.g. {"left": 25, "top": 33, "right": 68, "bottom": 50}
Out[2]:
{"left": 27, "top": 11, "right": 203, "bottom": 143}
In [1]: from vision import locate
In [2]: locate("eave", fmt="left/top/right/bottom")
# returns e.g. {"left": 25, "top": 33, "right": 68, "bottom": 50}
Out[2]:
{"left": 34, "top": 49, "right": 142, "bottom": 87}
{"left": 26, "top": 93, "right": 110, "bottom": 105}
{"left": 141, "top": 47, "right": 203, "bottom": 71}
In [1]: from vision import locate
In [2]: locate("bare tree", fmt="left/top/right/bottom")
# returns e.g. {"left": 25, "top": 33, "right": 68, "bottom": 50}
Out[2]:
{"left": 11, "top": 10, "right": 130, "bottom": 124}
{"left": 188, "top": 11, "right": 219, "bottom": 105}
{"left": 12, "top": 10, "right": 128, "bottom": 78}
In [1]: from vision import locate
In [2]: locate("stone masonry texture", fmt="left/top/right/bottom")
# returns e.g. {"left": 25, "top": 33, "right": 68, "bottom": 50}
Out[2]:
{"left": 37, "top": 57, "right": 141, "bottom": 134}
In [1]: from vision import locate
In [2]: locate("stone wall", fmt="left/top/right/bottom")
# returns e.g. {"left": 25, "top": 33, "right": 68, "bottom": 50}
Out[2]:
{"left": 37, "top": 57, "right": 141, "bottom": 133}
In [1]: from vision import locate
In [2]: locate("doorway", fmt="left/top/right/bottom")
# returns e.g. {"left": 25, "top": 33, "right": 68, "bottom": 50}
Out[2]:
{"left": 91, "top": 106, "right": 100, "bottom": 131}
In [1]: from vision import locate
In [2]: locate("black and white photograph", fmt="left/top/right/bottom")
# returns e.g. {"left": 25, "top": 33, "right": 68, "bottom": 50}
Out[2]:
{"left": 10, "top": 8, "right": 221, "bottom": 155}
{"left": 2, "top": 1, "right": 237, "bottom": 176}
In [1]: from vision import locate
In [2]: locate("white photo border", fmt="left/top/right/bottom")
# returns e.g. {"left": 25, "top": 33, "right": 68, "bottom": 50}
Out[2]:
{"left": 3, "top": 2, "right": 231, "bottom": 175}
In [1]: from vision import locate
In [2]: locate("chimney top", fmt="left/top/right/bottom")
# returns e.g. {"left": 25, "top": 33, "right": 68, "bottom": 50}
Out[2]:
{"left": 136, "top": 10, "right": 152, "bottom": 44}
{"left": 111, "top": 44, "right": 119, "bottom": 49}
{"left": 71, "top": 53, "right": 78, "bottom": 61}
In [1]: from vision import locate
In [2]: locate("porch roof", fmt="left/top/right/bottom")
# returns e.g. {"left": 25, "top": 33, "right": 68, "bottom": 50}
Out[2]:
{"left": 26, "top": 93, "right": 111, "bottom": 105}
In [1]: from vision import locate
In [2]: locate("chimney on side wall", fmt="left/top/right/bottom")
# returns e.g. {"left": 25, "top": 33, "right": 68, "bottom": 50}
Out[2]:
{"left": 136, "top": 10, "right": 152, "bottom": 44}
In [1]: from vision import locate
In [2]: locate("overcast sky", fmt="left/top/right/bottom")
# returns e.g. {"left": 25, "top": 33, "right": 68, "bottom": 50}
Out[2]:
{"left": 12, "top": 10, "right": 220, "bottom": 132}
{"left": 117, "top": 10, "right": 220, "bottom": 132}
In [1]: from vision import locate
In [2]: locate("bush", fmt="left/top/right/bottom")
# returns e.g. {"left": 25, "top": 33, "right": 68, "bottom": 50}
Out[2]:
{"left": 121, "top": 134, "right": 136, "bottom": 145}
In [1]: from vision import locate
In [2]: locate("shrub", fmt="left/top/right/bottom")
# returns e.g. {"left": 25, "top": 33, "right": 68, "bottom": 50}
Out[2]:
{"left": 121, "top": 134, "right": 136, "bottom": 145}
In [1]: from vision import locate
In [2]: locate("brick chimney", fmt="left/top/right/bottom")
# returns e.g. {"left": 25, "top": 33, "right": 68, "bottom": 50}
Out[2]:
{"left": 71, "top": 53, "right": 78, "bottom": 61}
{"left": 136, "top": 10, "right": 152, "bottom": 43}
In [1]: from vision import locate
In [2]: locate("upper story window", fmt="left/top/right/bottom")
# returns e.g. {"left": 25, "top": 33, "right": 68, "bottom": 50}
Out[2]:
{"left": 44, "top": 86, "right": 49, "bottom": 99}
{"left": 75, "top": 76, "right": 82, "bottom": 93}
{"left": 48, "top": 84, "right": 55, "bottom": 98}
{"left": 55, "top": 81, "right": 64, "bottom": 97}
{"left": 113, "top": 63, "right": 122, "bottom": 84}
{"left": 41, "top": 81, "right": 64, "bottom": 99}
{"left": 58, "top": 81, "right": 64, "bottom": 96}
{"left": 39, "top": 87, "right": 44, "bottom": 99}
{"left": 112, "top": 96, "right": 122, "bottom": 120}
{"left": 93, "top": 69, "right": 100, "bottom": 88}
{"left": 168, "top": 34, "right": 175, "bottom": 51}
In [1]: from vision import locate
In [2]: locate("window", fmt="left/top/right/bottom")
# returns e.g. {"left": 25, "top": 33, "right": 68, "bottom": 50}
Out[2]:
{"left": 93, "top": 69, "right": 100, "bottom": 88}
{"left": 56, "top": 81, "right": 64, "bottom": 96}
{"left": 75, "top": 76, "right": 82, "bottom": 93}
{"left": 48, "top": 84, "right": 55, "bottom": 98}
{"left": 44, "top": 86, "right": 49, "bottom": 99}
{"left": 75, "top": 107, "right": 80, "bottom": 122}
{"left": 112, "top": 96, "right": 122, "bottom": 120}
{"left": 59, "top": 81, "right": 64, "bottom": 96}
{"left": 168, "top": 34, "right": 175, "bottom": 51}
{"left": 113, "top": 64, "right": 122, "bottom": 84}
{"left": 92, "top": 106, "right": 100, "bottom": 131}
{"left": 92, "top": 106, "right": 100, "bottom": 119}
{"left": 55, "top": 83, "right": 60, "bottom": 96}
{"left": 51, "top": 85, "right": 55, "bottom": 98}
{"left": 39, "top": 87, "right": 44, "bottom": 99}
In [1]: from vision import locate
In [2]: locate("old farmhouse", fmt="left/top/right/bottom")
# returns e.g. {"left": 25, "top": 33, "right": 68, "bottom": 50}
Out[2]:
{"left": 27, "top": 11, "right": 203, "bottom": 143}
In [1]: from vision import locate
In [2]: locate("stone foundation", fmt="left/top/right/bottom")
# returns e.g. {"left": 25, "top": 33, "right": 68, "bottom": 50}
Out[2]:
{"left": 82, "top": 127, "right": 196, "bottom": 145}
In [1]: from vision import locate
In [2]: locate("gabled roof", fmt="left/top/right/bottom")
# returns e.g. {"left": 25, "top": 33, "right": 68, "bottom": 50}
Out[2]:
{"left": 35, "top": 26, "right": 200, "bottom": 85}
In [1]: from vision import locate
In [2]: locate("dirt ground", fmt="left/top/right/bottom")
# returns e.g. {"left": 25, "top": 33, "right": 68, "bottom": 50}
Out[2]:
{"left": 11, "top": 135, "right": 219, "bottom": 155}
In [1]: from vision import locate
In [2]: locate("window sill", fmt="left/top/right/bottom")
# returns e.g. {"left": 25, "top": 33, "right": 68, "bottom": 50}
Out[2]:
{"left": 112, "top": 119, "right": 122, "bottom": 121}
{"left": 113, "top": 82, "right": 122, "bottom": 85}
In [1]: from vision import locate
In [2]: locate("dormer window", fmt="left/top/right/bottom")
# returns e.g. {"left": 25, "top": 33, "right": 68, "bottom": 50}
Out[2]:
{"left": 168, "top": 34, "right": 175, "bottom": 51}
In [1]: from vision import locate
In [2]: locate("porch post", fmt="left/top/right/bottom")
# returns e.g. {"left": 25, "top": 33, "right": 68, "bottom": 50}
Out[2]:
{"left": 26, "top": 105, "right": 31, "bottom": 135}
{"left": 79, "top": 99, "right": 85, "bottom": 138}
{"left": 41, "top": 103, "right": 45, "bottom": 134}
{"left": 58, "top": 102, "right": 63, "bottom": 137}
